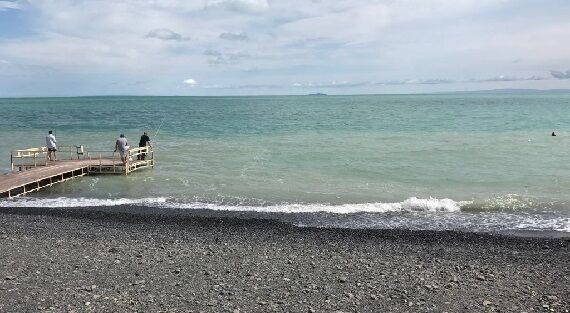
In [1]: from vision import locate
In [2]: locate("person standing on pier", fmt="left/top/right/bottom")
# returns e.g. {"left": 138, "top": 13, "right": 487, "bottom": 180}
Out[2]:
{"left": 137, "top": 132, "right": 151, "bottom": 160}
{"left": 46, "top": 130, "right": 57, "bottom": 161}
{"left": 114, "top": 134, "right": 129, "bottom": 165}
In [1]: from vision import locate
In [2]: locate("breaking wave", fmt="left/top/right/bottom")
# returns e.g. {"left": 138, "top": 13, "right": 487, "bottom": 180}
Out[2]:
{"left": 0, "top": 196, "right": 462, "bottom": 213}
{"left": 1, "top": 196, "right": 568, "bottom": 234}
{"left": 0, "top": 197, "right": 168, "bottom": 208}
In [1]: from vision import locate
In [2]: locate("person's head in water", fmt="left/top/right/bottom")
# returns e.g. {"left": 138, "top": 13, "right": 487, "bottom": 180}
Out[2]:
{"left": 48, "top": 130, "right": 53, "bottom": 134}
{"left": 143, "top": 132, "right": 147, "bottom": 136}
{"left": 120, "top": 134, "right": 125, "bottom": 138}
{"left": 552, "top": 132, "right": 557, "bottom": 136}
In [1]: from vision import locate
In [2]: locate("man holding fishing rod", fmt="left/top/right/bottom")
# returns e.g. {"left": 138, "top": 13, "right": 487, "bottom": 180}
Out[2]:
{"left": 138, "top": 131, "right": 151, "bottom": 160}
{"left": 138, "top": 116, "right": 165, "bottom": 160}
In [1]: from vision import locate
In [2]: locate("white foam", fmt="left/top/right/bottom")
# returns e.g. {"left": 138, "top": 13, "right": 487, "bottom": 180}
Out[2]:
{"left": 513, "top": 216, "right": 570, "bottom": 232}
{"left": 163, "top": 197, "right": 462, "bottom": 214}
{"left": 1, "top": 196, "right": 568, "bottom": 233}
{"left": 0, "top": 197, "right": 167, "bottom": 208}
{"left": 0, "top": 196, "right": 461, "bottom": 213}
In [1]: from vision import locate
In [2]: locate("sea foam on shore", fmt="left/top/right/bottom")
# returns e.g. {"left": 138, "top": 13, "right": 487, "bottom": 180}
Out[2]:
{"left": 1, "top": 197, "right": 569, "bottom": 236}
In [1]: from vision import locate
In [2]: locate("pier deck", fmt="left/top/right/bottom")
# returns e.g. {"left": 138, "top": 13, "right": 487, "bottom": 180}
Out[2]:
{"left": 0, "top": 146, "right": 154, "bottom": 198}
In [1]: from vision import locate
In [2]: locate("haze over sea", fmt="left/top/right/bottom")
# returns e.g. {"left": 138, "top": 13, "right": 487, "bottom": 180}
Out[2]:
{"left": 1, "top": 93, "right": 570, "bottom": 235}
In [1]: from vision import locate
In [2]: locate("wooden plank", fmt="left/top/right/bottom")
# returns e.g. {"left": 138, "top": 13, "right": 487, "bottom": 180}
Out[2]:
{"left": 0, "top": 159, "right": 119, "bottom": 193}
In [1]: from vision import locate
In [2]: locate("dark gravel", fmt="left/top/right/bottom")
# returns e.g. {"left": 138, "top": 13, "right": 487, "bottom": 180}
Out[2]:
{"left": 0, "top": 207, "right": 569, "bottom": 312}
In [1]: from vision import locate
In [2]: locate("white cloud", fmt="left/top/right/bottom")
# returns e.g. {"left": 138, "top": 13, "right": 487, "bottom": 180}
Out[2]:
{"left": 1, "top": 0, "right": 569, "bottom": 96}
{"left": 146, "top": 29, "right": 189, "bottom": 41}
{"left": 219, "top": 32, "right": 248, "bottom": 41}
{"left": 292, "top": 80, "right": 369, "bottom": 88}
{"left": 0, "top": 0, "right": 22, "bottom": 11}
{"left": 183, "top": 78, "right": 198, "bottom": 87}
{"left": 388, "top": 0, "right": 511, "bottom": 22}
{"left": 482, "top": 75, "right": 546, "bottom": 82}
{"left": 551, "top": 70, "right": 570, "bottom": 79}
{"left": 204, "top": 49, "right": 250, "bottom": 65}
{"left": 204, "top": 49, "right": 222, "bottom": 57}
{"left": 279, "top": 4, "right": 391, "bottom": 43}
{"left": 206, "top": 0, "right": 269, "bottom": 13}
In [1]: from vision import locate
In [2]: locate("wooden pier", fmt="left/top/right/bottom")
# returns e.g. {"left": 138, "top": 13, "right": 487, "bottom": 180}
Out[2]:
{"left": 0, "top": 145, "right": 154, "bottom": 198}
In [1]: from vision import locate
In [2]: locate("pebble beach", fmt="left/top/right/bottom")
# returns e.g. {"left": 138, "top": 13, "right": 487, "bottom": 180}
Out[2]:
{"left": 0, "top": 207, "right": 569, "bottom": 312}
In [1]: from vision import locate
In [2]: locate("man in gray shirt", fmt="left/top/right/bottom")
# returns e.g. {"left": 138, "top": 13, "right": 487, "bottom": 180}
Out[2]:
{"left": 114, "top": 134, "right": 129, "bottom": 164}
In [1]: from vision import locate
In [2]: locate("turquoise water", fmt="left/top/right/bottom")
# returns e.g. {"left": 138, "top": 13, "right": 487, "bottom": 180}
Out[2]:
{"left": 1, "top": 94, "right": 570, "bottom": 234}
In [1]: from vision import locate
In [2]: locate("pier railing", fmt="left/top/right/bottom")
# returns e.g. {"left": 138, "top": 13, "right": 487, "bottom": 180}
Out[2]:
{"left": 10, "top": 147, "right": 47, "bottom": 171}
{"left": 11, "top": 145, "right": 153, "bottom": 175}
{"left": 83, "top": 146, "right": 154, "bottom": 175}
{"left": 10, "top": 145, "right": 84, "bottom": 171}
{"left": 84, "top": 150, "right": 122, "bottom": 174}
{"left": 125, "top": 146, "right": 154, "bottom": 174}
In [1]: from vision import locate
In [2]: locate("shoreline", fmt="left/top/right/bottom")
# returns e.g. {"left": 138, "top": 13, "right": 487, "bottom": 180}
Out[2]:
{"left": 2, "top": 204, "right": 569, "bottom": 239}
{"left": 0, "top": 207, "right": 569, "bottom": 312}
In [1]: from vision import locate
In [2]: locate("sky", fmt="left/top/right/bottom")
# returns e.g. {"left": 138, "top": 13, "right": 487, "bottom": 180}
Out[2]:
{"left": 0, "top": 0, "right": 569, "bottom": 97}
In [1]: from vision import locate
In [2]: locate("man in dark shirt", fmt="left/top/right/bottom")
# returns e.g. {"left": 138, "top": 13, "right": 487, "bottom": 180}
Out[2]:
{"left": 138, "top": 132, "right": 151, "bottom": 160}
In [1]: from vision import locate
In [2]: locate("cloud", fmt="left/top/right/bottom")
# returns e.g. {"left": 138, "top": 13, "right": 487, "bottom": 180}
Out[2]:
{"left": 376, "top": 79, "right": 455, "bottom": 85}
{"left": 219, "top": 32, "right": 248, "bottom": 41}
{"left": 292, "top": 81, "right": 371, "bottom": 88}
{"left": 376, "top": 76, "right": 548, "bottom": 85}
{"left": 1, "top": 0, "right": 568, "bottom": 97}
{"left": 550, "top": 70, "right": 570, "bottom": 79}
{"left": 204, "top": 49, "right": 222, "bottom": 57}
{"left": 289, "top": 76, "right": 550, "bottom": 87}
{"left": 291, "top": 79, "right": 457, "bottom": 88}
{"left": 205, "top": 78, "right": 453, "bottom": 89}
{"left": 279, "top": 4, "right": 390, "bottom": 43}
{"left": 206, "top": 0, "right": 269, "bottom": 13}
{"left": 241, "top": 66, "right": 258, "bottom": 72}
{"left": 227, "top": 51, "right": 249, "bottom": 60}
{"left": 208, "top": 56, "right": 228, "bottom": 65}
{"left": 0, "top": 0, "right": 22, "bottom": 11}
{"left": 183, "top": 78, "right": 198, "bottom": 87}
{"left": 204, "top": 83, "right": 281, "bottom": 89}
{"left": 204, "top": 49, "right": 250, "bottom": 65}
{"left": 415, "top": 79, "right": 455, "bottom": 85}
{"left": 482, "top": 75, "right": 546, "bottom": 82}
{"left": 146, "top": 29, "right": 189, "bottom": 42}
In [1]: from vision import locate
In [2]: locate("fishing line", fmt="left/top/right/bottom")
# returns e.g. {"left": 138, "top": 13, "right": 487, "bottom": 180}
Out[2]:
{"left": 154, "top": 115, "right": 166, "bottom": 139}
{"left": 150, "top": 114, "right": 167, "bottom": 148}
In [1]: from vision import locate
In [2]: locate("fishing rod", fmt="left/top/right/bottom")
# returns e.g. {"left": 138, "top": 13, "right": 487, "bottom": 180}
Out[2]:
{"left": 153, "top": 115, "right": 166, "bottom": 144}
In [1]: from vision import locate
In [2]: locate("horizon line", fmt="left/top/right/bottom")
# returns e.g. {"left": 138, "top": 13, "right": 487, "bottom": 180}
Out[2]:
{"left": 1, "top": 88, "right": 570, "bottom": 99}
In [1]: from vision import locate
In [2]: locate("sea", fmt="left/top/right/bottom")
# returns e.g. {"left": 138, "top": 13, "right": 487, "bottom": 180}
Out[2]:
{"left": 1, "top": 94, "right": 570, "bottom": 236}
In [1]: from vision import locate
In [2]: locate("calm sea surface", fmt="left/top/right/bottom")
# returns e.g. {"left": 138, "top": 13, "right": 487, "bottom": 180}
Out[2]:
{"left": 1, "top": 94, "right": 569, "bottom": 235}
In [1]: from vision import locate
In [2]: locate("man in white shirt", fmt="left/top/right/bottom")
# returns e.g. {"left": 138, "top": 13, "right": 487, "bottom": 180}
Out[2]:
{"left": 46, "top": 130, "right": 57, "bottom": 161}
